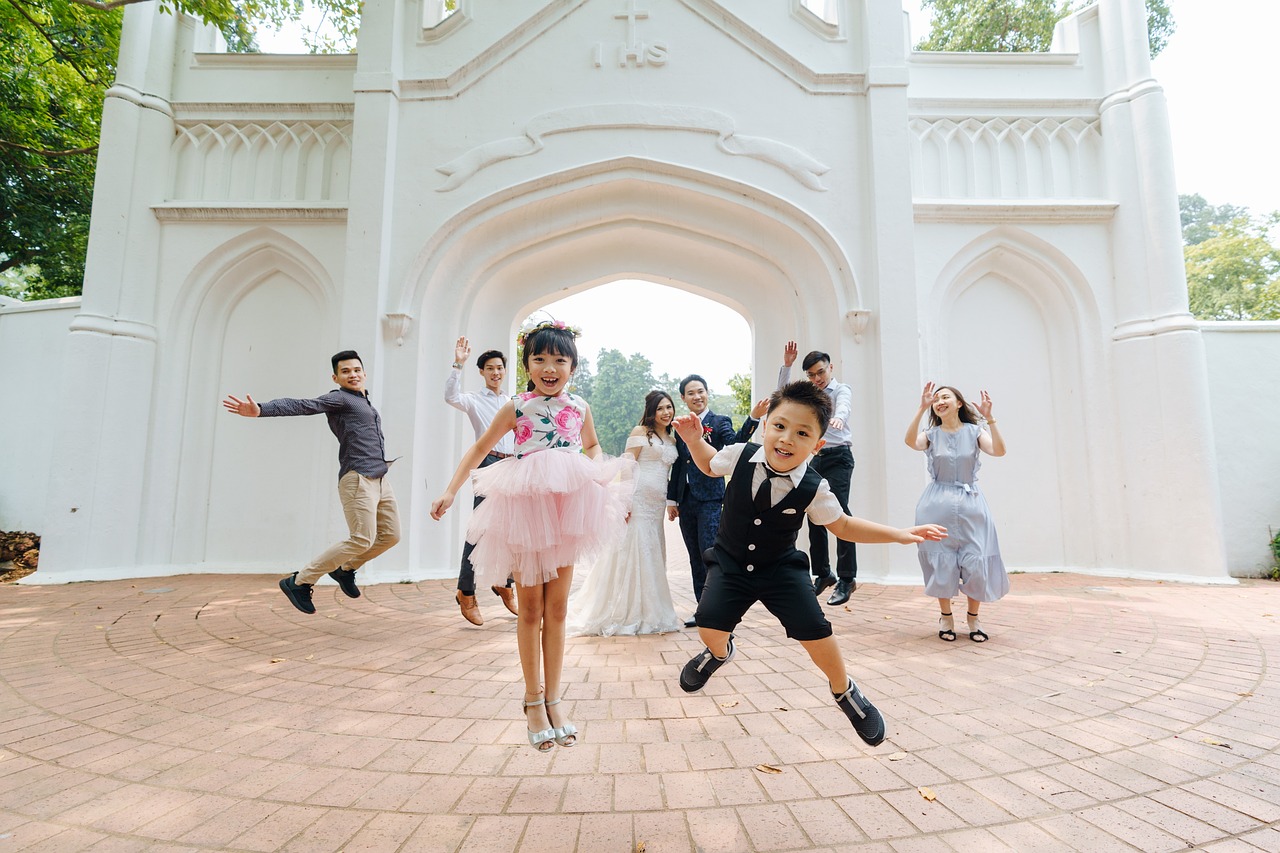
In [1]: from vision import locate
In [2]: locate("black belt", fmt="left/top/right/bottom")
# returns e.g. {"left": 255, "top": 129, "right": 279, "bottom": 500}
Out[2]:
{"left": 488, "top": 451, "right": 513, "bottom": 460}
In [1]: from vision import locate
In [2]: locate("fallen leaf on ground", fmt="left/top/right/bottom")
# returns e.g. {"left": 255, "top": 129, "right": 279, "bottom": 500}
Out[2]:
{"left": 635, "top": 843, "right": 646, "bottom": 853}
{"left": 305, "top": 654, "right": 314, "bottom": 661}
{"left": 887, "top": 752, "right": 908, "bottom": 761}
{"left": 843, "top": 605, "right": 851, "bottom": 612}
{"left": 719, "top": 700, "right": 739, "bottom": 708}
{"left": 918, "top": 786, "right": 937, "bottom": 801}
{"left": 883, "top": 615, "right": 892, "bottom": 619}
{"left": 1201, "top": 738, "right": 1232, "bottom": 749}
{"left": 270, "top": 658, "right": 285, "bottom": 663}
{"left": 755, "top": 764, "right": 784, "bottom": 774}
{"left": 226, "top": 636, "right": 238, "bottom": 640}
{"left": 1237, "top": 692, "right": 1253, "bottom": 697}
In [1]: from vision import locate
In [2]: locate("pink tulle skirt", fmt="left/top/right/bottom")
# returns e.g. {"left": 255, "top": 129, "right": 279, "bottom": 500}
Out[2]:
{"left": 466, "top": 449, "right": 634, "bottom": 588}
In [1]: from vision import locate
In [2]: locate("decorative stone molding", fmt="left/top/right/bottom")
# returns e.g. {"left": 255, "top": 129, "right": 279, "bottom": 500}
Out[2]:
{"left": 105, "top": 84, "right": 174, "bottom": 118}
{"left": 909, "top": 117, "right": 1102, "bottom": 199}
{"left": 151, "top": 204, "right": 348, "bottom": 222}
{"left": 1112, "top": 313, "right": 1201, "bottom": 342}
{"left": 68, "top": 313, "right": 158, "bottom": 343}
{"left": 170, "top": 121, "right": 353, "bottom": 202}
{"left": 384, "top": 312, "right": 414, "bottom": 347}
{"left": 913, "top": 200, "right": 1117, "bottom": 223}
{"left": 436, "top": 105, "right": 830, "bottom": 192}
{"left": 845, "top": 309, "right": 871, "bottom": 344}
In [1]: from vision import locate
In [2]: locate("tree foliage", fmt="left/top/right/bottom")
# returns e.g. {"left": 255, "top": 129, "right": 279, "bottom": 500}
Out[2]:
{"left": 1180, "top": 193, "right": 1249, "bottom": 247}
{"left": 586, "top": 350, "right": 662, "bottom": 456}
{"left": 1184, "top": 215, "right": 1280, "bottom": 322}
{"left": 916, "top": 0, "right": 1173, "bottom": 58}
{"left": 0, "top": 0, "right": 359, "bottom": 301}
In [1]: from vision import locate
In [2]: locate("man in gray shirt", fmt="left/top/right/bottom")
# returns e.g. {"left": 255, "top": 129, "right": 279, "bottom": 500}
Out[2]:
{"left": 222, "top": 350, "right": 400, "bottom": 614}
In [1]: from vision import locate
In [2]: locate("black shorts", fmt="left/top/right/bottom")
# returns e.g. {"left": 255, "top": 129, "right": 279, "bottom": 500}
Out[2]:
{"left": 694, "top": 548, "right": 833, "bottom": 642}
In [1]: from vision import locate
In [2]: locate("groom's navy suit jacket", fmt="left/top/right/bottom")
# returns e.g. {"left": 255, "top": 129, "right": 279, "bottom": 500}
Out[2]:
{"left": 667, "top": 411, "right": 755, "bottom": 505}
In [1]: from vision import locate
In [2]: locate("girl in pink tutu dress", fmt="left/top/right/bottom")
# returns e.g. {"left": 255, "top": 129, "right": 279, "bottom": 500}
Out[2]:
{"left": 431, "top": 320, "right": 631, "bottom": 751}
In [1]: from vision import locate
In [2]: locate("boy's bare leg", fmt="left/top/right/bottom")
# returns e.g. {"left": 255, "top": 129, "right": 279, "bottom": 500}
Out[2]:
{"left": 698, "top": 627, "right": 732, "bottom": 658}
{"left": 798, "top": 636, "right": 850, "bottom": 693}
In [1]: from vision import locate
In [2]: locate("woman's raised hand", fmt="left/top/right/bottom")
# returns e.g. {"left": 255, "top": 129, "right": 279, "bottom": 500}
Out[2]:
{"left": 919, "top": 382, "right": 936, "bottom": 411}
{"left": 977, "top": 390, "right": 994, "bottom": 421}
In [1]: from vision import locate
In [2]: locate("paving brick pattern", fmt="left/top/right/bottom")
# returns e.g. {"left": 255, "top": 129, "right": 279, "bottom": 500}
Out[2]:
{"left": 2, "top": 563, "right": 1279, "bottom": 851}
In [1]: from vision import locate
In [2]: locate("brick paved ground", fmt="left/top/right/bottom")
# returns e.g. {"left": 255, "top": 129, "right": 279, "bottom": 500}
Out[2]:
{"left": 2, "top": 558, "right": 1279, "bottom": 852}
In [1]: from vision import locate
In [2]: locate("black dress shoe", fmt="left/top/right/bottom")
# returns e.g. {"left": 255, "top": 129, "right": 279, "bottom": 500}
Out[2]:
{"left": 827, "top": 579, "right": 854, "bottom": 606}
{"left": 683, "top": 618, "right": 698, "bottom": 628}
{"left": 813, "top": 573, "right": 837, "bottom": 598}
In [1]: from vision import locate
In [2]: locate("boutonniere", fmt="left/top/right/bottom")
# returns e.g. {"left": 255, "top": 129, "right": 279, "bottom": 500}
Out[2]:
{"left": 702, "top": 423, "right": 713, "bottom": 443}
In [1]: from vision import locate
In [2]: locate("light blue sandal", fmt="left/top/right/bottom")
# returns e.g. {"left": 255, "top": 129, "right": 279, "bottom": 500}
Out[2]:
{"left": 546, "top": 697, "right": 578, "bottom": 748}
{"left": 522, "top": 698, "right": 556, "bottom": 752}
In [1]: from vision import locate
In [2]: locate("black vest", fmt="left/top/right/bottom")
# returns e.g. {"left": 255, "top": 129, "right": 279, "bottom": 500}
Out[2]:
{"left": 714, "top": 443, "right": 822, "bottom": 572}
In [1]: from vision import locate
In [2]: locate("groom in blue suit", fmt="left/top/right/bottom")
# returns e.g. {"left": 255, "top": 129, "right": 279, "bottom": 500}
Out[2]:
{"left": 667, "top": 374, "right": 755, "bottom": 626}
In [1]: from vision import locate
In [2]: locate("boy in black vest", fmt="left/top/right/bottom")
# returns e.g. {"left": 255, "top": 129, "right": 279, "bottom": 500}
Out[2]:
{"left": 672, "top": 382, "right": 946, "bottom": 745}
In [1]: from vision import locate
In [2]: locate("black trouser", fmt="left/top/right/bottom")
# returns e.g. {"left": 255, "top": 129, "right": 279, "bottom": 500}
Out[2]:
{"left": 457, "top": 453, "right": 513, "bottom": 594}
{"left": 809, "top": 445, "right": 856, "bottom": 581}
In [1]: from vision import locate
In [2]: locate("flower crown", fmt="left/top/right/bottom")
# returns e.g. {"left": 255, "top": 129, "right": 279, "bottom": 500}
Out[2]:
{"left": 515, "top": 317, "right": 582, "bottom": 348}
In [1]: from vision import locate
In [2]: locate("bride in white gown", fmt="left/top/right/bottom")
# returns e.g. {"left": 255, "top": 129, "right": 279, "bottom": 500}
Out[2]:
{"left": 569, "top": 391, "right": 684, "bottom": 636}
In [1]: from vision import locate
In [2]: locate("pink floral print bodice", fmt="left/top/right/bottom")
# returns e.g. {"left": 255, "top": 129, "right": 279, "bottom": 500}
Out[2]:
{"left": 512, "top": 391, "right": 586, "bottom": 457}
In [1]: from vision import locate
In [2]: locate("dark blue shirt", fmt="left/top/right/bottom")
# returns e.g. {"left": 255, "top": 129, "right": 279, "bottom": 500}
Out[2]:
{"left": 258, "top": 388, "right": 390, "bottom": 480}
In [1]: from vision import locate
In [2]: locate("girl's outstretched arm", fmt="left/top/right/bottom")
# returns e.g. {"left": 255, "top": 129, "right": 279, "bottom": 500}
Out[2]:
{"left": 825, "top": 514, "right": 947, "bottom": 545}
{"left": 904, "top": 382, "right": 934, "bottom": 450}
{"left": 431, "top": 401, "right": 517, "bottom": 519}
{"left": 976, "top": 390, "right": 1006, "bottom": 457}
{"left": 580, "top": 404, "right": 601, "bottom": 460}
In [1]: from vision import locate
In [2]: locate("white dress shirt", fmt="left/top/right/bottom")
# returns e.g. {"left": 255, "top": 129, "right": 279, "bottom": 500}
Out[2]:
{"left": 445, "top": 367, "right": 515, "bottom": 454}
{"left": 710, "top": 443, "right": 844, "bottom": 525}
{"left": 776, "top": 365, "right": 852, "bottom": 447}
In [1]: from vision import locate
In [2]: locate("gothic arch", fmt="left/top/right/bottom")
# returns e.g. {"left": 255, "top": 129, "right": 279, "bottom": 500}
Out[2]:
{"left": 148, "top": 229, "right": 340, "bottom": 569}
{"left": 924, "top": 227, "right": 1110, "bottom": 570}
{"left": 398, "top": 159, "right": 861, "bottom": 571}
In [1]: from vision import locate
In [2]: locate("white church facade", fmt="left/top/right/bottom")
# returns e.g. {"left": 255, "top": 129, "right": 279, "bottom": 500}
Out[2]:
{"left": 4, "top": 0, "right": 1278, "bottom": 584}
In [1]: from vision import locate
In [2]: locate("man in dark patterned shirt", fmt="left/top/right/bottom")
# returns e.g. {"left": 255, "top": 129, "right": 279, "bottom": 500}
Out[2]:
{"left": 222, "top": 350, "right": 400, "bottom": 614}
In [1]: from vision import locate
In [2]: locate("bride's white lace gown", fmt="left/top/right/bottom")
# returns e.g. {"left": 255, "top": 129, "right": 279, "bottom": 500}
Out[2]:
{"left": 568, "top": 433, "right": 683, "bottom": 636}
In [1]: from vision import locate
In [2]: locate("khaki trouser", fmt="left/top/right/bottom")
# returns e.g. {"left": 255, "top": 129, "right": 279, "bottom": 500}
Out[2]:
{"left": 298, "top": 471, "right": 400, "bottom": 585}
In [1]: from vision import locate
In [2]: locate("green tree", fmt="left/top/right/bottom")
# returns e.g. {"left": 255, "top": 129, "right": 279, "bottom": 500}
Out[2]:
{"left": 1, "top": 0, "right": 360, "bottom": 301}
{"left": 1184, "top": 216, "right": 1280, "bottom": 321}
{"left": 917, "top": 0, "right": 1173, "bottom": 58}
{"left": 1180, "top": 193, "right": 1249, "bottom": 247}
{"left": 589, "top": 350, "right": 660, "bottom": 456}
{"left": 727, "top": 371, "right": 753, "bottom": 421}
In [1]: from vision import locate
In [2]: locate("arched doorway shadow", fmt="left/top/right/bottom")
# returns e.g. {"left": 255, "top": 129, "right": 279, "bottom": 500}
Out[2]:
{"left": 401, "top": 159, "right": 860, "bottom": 576}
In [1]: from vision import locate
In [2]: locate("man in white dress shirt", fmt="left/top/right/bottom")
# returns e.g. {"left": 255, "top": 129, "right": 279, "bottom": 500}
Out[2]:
{"left": 776, "top": 342, "right": 858, "bottom": 605}
{"left": 445, "top": 336, "right": 518, "bottom": 625}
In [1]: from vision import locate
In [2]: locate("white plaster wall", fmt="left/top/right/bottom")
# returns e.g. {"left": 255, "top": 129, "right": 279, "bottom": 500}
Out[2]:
{"left": 0, "top": 298, "right": 80, "bottom": 532}
{"left": 1201, "top": 323, "right": 1280, "bottom": 576}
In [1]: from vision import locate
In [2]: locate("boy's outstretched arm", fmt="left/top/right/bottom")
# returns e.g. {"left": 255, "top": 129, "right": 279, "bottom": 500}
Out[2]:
{"left": 825, "top": 515, "right": 946, "bottom": 545}
{"left": 672, "top": 414, "right": 721, "bottom": 477}
{"left": 222, "top": 395, "right": 260, "bottom": 417}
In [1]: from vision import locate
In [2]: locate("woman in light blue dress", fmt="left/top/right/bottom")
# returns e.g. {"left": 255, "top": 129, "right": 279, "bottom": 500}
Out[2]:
{"left": 904, "top": 382, "right": 1008, "bottom": 642}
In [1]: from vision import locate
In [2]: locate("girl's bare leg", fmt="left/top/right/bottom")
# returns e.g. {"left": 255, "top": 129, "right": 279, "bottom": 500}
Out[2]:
{"left": 966, "top": 597, "right": 980, "bottom": 618}
{"left": 540, "top": 566, "right": 573, "bottom": 703}
{"left": 939, "top": 597, "right": 953, "bottom": 616}
{"left": 516, "top": 582, "right": 550, "bottom": 732}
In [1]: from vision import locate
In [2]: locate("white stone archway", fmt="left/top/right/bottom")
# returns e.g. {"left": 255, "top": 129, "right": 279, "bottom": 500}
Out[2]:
{"left": 397, "top": 159, "right": 870, "bottom": 577}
